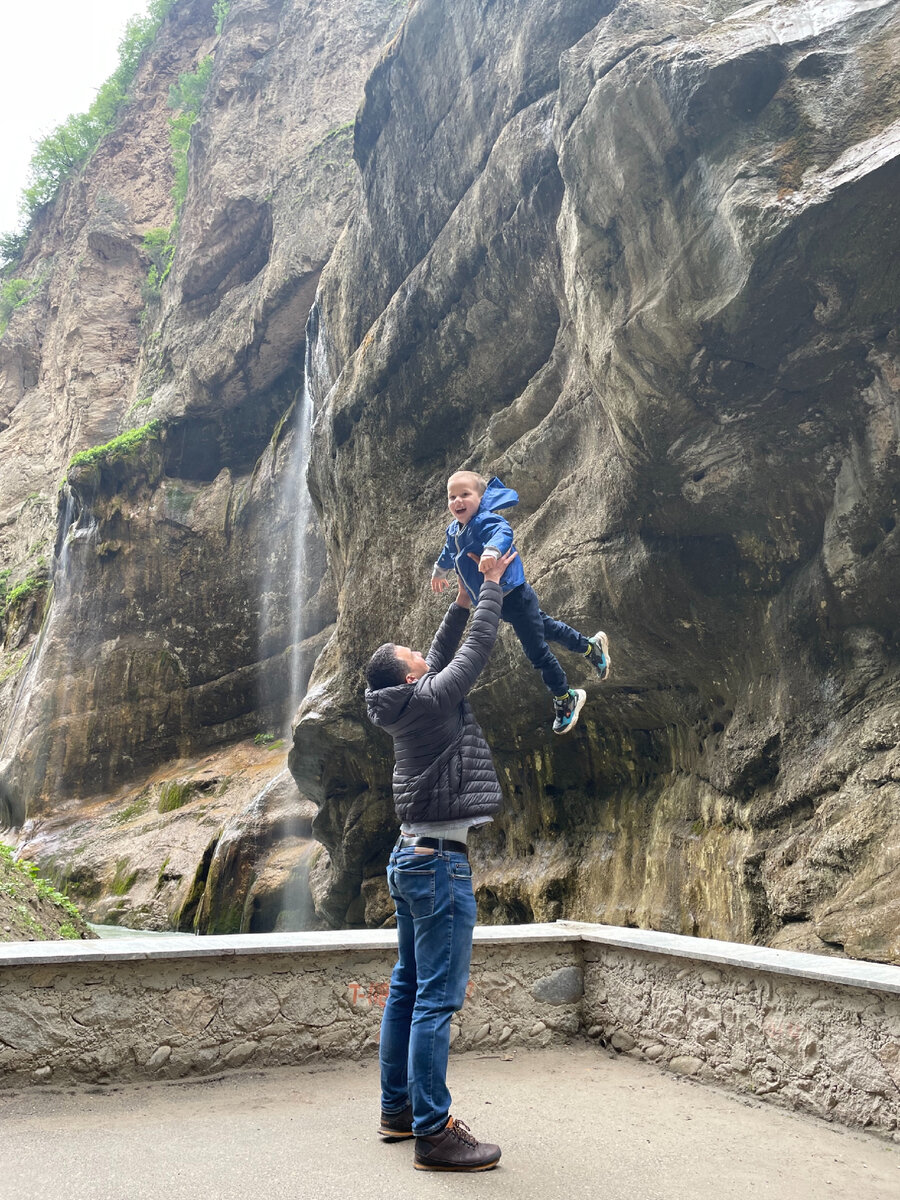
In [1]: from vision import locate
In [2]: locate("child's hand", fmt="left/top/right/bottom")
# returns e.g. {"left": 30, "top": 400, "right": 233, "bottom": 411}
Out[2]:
{"left": 476, "top": 549, "right": 517, "bottom": 585}
{"left": 467, "top": 551, "right": 502, "bottom": 575}
{"left": 431, "top": 576, "right": 451, "bottom": 594}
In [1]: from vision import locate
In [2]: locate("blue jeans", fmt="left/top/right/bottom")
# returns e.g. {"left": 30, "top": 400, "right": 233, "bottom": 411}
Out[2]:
{"left": 501, "top": 582, "right": 588, "bottom": 696}
{"left": 380, "top": 843, "right": 477, "bottom": 1135}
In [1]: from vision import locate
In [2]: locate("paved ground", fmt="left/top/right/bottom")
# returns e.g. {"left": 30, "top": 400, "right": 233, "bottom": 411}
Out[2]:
{"left": 0, "top": 1045, "right": 897, "bottom": 1200}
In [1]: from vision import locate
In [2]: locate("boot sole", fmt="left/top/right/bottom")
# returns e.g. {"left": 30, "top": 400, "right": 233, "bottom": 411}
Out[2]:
{"left": 553, "top": 688, "right": 586, "bottom": 735}
{"left": 378, "top": 1128, "right": 414, "bottom": 1140}
{"left": 414, "top": 1158, "right": 501, "bottom": 1171}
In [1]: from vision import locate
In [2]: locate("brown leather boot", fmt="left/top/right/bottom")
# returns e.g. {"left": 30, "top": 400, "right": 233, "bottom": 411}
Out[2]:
{"left": 378, "top": 1104, "right": 413, "bottom": 1140}
{"left": 414, "top": 1117, "right": 501, "bottom": 1171}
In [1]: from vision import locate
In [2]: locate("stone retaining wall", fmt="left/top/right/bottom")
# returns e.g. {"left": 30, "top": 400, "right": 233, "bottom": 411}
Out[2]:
{"left": 0, "top": 927, "right": 582, "bottom": 1088}
{"left": 1, "top": 922, "right": 899, "bottom": 1141}
{"left": 572, "top": 923, "right": 900, "bottom": 1142}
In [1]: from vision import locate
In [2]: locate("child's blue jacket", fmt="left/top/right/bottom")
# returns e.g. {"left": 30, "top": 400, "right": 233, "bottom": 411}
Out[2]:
{"left": 434, "top": 477, "right": 526, "bottom": 604}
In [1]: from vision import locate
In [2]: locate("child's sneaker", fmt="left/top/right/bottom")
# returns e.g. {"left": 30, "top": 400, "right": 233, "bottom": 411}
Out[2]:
{"left": 585, "top": 631, "right": 610, "bottom": 681}
{"left": 552, "top": 688, "right": 586, "bottom": 735}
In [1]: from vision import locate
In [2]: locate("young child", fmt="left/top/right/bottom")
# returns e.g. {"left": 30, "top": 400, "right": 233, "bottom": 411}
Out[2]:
{"left": 431, "top": 471, "right": 610, "bottom": 734}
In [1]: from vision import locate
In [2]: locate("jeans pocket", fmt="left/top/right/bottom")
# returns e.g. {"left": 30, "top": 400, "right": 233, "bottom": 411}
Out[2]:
{"left": 449, "top": 859, "right": 476, "bottom": 929}
{"left": 393, "top": 861, "right": 437, "bottom": 919}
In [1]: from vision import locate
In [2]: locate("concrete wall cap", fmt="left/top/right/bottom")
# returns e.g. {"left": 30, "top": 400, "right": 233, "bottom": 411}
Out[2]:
{"left": 1, "top": 921, "right": 898, "bottom": 996}
{"left": 557, "top": 921, "right": 900, "bottom": 995}
{"left": 0, "top": 922, "right": 577, "bottom": 969}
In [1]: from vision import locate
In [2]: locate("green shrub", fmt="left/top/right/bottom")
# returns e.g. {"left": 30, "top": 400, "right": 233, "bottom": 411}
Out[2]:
{"left": 21, "top": 114, "right": 102, "bottom": 215}
{"left": 3, "top": 576, "right": 48, "bottom": 616}
{"left": 0, "top": 843, "right": 83, "bottom": 921}
{"left": 67, "top": 420, "right": 163, "bottom": 473}
{"left": 168, "top": 56, "right": 214, "bottom": 212}
{"left": 0, "top": 231, "right": 28, "bottom": 272}
{"left": 0, "top": 277, "right": 37, "bottom": 335}
{"left": 214, "top": 0, "right": 231, "bottom": 35}
{"left": 141, "top": 225, "right": 177, "bottom": 303}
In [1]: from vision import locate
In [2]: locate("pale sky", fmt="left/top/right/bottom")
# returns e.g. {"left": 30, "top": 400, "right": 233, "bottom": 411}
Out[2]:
{"left": 0, "top": 0, "right": 146, "bottom": 235}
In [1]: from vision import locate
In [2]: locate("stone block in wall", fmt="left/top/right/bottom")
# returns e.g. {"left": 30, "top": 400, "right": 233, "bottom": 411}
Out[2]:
{"left": 221, "top": 978, "right": 281, "bottom": 1032}
{"left": 531, "top": 965, "right": 584, "bottom": 1005}
{"left": 457, "top": 944, "right": 585, "bottom": 1051}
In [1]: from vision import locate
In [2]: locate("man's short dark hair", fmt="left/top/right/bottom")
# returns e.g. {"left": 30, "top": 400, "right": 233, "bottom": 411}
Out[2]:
{"left": 366, "top": 643, "right": 407, "bottom": 690}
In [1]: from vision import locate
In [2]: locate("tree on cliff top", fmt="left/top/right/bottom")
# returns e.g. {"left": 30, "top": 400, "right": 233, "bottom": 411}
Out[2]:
{"left": 1, "top": 0, "right": 179, "bottom": 271}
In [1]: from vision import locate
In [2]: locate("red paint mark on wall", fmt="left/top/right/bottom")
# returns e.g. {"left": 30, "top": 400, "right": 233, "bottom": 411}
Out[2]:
{"left": 763, "top": 1015, "right": 805, "bottom": 1041}
{"left": 347, "top": 979, "right": 477, "bottom": 1008}
{"left": 347, "top": 981, "right": 390, "bottom": 1009}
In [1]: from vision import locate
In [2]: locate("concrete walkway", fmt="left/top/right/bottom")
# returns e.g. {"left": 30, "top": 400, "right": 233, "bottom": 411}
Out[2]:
{"left": 0, "top": 1045, "right": 896, "bottom": 1200}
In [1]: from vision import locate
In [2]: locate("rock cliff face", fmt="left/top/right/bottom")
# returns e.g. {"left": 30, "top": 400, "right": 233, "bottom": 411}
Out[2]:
{"left": 1, "top": 0, "right": 898, "bottom": 959}
{"left": 293, "top": 0, "right": 900, "bottom": 962}
{"left": 0, "top": 0, "right": 406, "bottom": 929}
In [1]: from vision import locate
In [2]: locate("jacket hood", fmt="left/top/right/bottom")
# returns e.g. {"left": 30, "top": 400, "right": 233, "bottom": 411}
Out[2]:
{"left": 479, "top": 476, "right": 518, "bottom": 514}
{"left": 365, "top": 683, "right": 415, "bottom": 730}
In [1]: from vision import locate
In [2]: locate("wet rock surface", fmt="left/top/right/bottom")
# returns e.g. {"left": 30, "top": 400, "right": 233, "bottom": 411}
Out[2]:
{"left": 292, "top": 0, "right": 900, "bottom": 959}
{"left": 0, "top": 0, "right": 405, "bottom": 926}
{"left": 15, "top": 739, "right": 320, "bottom": 934}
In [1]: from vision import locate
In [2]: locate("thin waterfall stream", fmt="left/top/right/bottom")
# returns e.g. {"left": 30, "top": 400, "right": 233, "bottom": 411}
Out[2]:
{"left": 0, "top": 488, "right": 96, "bottom": 828}
{"left": 286, "top": 371, "right": 315, "bottom": 729}
{"left": 257, "top": 359, "right": 315, "bottom": 737}
{"left": 3, "top": 334, "right": 323, "bottom": 930}
{"left": 209, "top": 339, "right": 321, "bottom": 932}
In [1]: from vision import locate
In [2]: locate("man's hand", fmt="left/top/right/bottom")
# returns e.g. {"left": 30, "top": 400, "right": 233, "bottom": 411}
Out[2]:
{"left": 471, "top": 548, "right": 517, "bottom": 585}
{"left": 455, "top": 581, "right": 472, "bottom": 609}
{"left": 431, "top": 576, "right": 451, "bottom": 594}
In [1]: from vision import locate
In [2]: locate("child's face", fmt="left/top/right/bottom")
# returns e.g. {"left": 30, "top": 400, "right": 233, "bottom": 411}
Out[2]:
{"left": 447, "top": 474, "right": 482, "bottom": 525}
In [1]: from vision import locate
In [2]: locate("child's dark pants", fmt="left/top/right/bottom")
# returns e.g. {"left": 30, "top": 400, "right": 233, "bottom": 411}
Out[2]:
{"left": 500, "top": 583, "right": 588, "bottom": 697}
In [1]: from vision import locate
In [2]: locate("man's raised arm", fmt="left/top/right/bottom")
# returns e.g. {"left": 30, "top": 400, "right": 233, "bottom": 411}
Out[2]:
{"left": 419, "top": 550, "right": 517, "bottom": 711}
{"left": 425, "top": 578, "right": 472, "bottom": 674}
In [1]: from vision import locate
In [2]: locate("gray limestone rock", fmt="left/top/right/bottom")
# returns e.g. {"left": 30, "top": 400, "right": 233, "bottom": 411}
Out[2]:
{"left": 291, "top": 0, "right": 900, "bottom": 962}
{"left": 0, "top": 0, "right": 406, "bottom": 932}
{"left": 531, "top": 966, "right": 585, "bottom": 1006}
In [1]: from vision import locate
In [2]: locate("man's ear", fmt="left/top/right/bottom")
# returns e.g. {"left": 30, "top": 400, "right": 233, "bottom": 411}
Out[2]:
{"left": 405, "top": 673, "right": 417, "bottom": 685}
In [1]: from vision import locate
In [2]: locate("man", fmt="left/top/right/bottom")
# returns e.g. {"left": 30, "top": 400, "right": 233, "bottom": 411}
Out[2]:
{"left": 364, "top": 547, "right": 517, "bottom": 1172}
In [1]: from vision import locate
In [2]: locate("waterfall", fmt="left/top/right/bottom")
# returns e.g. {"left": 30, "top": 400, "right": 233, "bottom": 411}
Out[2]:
{"left": 256, "top": 345, "right": 315, "bottom": 736}
{"left": 224, "top": 317, "right": 321, "bottom": 932}
{"left": 286, "top": 372, "right": 314, "bottom": 724}
{"left": 0, "top": 486, "right": 92, "bottom": 827}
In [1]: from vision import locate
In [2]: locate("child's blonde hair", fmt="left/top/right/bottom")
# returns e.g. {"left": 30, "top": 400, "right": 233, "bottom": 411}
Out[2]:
{"left": 448, "top": 470, "right": 488, "bottom": 496}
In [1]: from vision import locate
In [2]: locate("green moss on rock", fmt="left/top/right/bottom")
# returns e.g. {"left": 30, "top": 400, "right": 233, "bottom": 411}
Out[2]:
{"left": 110, "top": 859, "right": 138, "bottom": 896}
{"left": 2, "top": 575, "right": 48, "bottom": 617}
{"left": 158, "top": 780, "right": 195, "bottom": 813}
{"left": 67, "top": 420, "right": 164, "bottom": 473}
